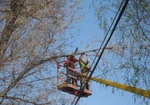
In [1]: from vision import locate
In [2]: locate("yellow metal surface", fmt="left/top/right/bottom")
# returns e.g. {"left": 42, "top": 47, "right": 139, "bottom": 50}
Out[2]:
{"left": 58, "top": 84, "right": 66, "bottom": 89}
{"left": 91, "top": 77, "right": 150, "bottom": 98}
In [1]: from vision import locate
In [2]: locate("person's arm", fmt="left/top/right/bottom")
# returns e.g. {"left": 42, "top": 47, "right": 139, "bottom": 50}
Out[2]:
{"left": 64, "top": 60, "right": 69, "bottom": 67}
{"left": 74, "top": 57, "right": 78, "bottom": 62}
{"left": 86, "top": 54, "right": 89, "bottom": 64}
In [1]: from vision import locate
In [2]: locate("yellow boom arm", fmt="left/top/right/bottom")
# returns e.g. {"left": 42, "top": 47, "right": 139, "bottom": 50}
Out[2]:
{"left": 91, "top": 77, "right": 150, "bottom": 98}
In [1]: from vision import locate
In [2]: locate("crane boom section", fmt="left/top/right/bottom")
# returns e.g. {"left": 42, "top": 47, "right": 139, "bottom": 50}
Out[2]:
{"left": 91, "top": 77, "right": 150, "bottom": 98}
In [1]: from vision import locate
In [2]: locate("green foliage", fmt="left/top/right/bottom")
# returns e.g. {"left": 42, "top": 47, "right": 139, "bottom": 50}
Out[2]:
{"left": 92, "top": 0, "right": 150, "bottom": 104}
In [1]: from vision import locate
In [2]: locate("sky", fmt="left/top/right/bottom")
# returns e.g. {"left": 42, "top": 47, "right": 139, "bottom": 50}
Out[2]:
{"left": 68, "top": 0, "right": 142, "bottom": 105}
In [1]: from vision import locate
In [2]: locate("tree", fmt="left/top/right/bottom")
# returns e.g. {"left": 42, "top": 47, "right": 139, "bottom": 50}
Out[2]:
{"left": 92, "top": 0, "right": 150, "bottom": 104}
{"left": 0, "top": 0, "right": 82, "bottom": 104}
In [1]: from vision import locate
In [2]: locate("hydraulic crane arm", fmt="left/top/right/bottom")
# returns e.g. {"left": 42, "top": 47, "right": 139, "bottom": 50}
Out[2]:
{"left": 90, "top": 77, "right": 150, "bottom": 98}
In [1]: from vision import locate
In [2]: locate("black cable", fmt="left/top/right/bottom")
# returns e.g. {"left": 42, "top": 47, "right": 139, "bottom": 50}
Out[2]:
{"left": 71, "top": 2, "right": 125, "bottom": 104}
{"left": 71, "top": 97, "right": 77, "bottom": 105}
{"left": 89, "top": 0, "right": 125, "bottom": 69}
{"left": 71, "top": 1, "right": 123, "bottom": 102}
{"left": 72, "top": 0, "right": 125, "bottom": 104}
{"left": 72, "top": 1, "right": 124, "bottom": 104}
{"left": 74, "top": 0, "right": 129, "bottom": 104}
